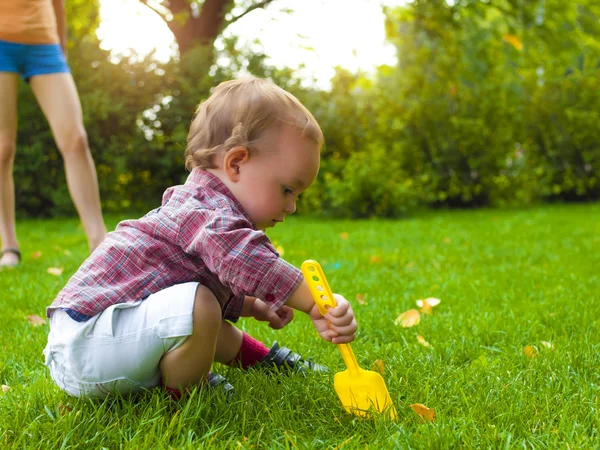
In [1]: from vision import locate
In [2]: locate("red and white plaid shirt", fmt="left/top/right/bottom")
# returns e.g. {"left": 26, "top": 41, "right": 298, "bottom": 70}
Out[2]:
{"left": 47, "top": 169, "right": 303, "bottom": 322}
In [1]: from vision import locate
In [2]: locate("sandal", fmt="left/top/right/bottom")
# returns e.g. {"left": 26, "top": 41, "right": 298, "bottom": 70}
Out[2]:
{"left": 0, "top": 248, "right": 21, "bottom": 267}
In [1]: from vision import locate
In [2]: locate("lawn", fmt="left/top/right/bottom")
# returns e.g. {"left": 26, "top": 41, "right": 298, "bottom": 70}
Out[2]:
{"left": 1, "top": 203, "right": 599, "bottom": 448}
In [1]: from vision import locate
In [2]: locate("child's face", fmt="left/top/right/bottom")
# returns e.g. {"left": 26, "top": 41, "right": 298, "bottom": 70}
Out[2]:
{"left": 231, "top": 125, "right": 320, "bottom": 230}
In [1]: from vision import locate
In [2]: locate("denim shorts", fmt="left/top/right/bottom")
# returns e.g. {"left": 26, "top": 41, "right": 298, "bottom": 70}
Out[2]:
{"left": 43, "top": 282, "right": 199, "bottom": 398}
{"left": 0, "top": 39, "right": 70, "bottom": 80}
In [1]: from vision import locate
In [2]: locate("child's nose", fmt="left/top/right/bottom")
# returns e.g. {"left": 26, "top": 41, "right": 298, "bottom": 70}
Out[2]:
{"left": 284, "top": 199, "right": 297, "bottom": 214}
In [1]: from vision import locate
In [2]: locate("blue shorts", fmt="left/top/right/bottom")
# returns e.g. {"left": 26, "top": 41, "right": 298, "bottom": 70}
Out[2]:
{"left": 0, "top": 39, "right": 70, "bottom": 81}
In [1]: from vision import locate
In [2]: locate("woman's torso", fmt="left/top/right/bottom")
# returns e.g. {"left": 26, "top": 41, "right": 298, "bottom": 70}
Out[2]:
{"left": 0, "top": 0, "right": 59, "bottom": 45}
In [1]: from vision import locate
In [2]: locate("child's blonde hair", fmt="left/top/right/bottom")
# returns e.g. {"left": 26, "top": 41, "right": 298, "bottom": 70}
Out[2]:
{"left": 184, "top": 77, "right": 324, "bottom": 170}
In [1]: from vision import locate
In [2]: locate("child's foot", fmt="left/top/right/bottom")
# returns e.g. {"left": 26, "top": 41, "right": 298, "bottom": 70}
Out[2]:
{"left": 0, "top": 248, "right": 21, "bottom": 267}
{"left": 258, "top": 342, "right": 328, "bottom": 374}
{"left": 207, "top": 372, "right": 235, "bottom": 397}
{"left": 163, "top": 372, "right": 234, "bottom": 399}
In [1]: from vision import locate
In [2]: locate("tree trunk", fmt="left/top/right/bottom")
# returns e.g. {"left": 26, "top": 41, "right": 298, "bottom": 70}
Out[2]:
{"left": 165, "top": 0, "right": 232, "bottom": 55}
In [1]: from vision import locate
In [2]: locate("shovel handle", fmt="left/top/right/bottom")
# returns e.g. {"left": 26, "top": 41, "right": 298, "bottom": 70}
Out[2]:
{"left": 301, "top": 260, "right": 361, "bottom": 375}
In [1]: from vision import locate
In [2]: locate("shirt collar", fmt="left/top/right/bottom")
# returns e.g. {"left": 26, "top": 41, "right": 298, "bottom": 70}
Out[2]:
{"left": 186, "top": 168, "right": 253, "bottom": 224}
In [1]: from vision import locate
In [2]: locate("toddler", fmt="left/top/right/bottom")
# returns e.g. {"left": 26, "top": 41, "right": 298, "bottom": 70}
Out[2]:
{"left": 43, "top": 77, "right": 357, "bottom": 399}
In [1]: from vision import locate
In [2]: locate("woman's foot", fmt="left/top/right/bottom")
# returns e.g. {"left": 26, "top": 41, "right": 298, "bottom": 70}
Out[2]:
{"left": 0, "top": 248, "right": 20, "bottom": 267}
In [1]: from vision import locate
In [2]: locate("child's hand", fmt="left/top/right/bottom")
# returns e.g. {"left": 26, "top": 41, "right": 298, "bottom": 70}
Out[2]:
{"left": 309, "top": 294, "right": 357, "bottom": 344}
{"left": 251, "top": 298, "right": 295, "bottom": 330}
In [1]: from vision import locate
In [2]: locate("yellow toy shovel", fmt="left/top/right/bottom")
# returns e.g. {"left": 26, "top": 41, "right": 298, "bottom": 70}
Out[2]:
{"left": 301, "top": 260, "right": 397, "bottom": 420}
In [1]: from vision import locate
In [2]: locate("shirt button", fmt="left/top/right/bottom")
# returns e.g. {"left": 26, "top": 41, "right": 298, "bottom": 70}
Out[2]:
{"left": 265, "top": 293, "right": 275, "bottom": 302}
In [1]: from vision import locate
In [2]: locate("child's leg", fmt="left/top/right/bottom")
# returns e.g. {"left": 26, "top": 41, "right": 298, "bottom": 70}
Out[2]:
{"left": 213, "top": 322, "right": 327, "bottom": 373}
{"left": 159, "top": 285, "right": 222, "bottom": 390}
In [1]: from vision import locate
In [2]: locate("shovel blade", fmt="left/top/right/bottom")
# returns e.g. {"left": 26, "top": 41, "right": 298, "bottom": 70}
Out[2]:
{"left": 334, "top": 368, "right": 397, "bottom": 419}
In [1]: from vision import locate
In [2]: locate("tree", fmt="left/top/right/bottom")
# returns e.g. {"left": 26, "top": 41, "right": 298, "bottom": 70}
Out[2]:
{"left": 138, "top": 0, "right": 276, "bottom": 55}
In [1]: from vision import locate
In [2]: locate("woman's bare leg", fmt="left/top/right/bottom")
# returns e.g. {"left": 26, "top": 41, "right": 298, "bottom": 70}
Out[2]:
{"left": 30, "top": 73, "right": 106, "bottom": 251}
{"left": 0, "top": 73, "right": 20, "bottom": 267}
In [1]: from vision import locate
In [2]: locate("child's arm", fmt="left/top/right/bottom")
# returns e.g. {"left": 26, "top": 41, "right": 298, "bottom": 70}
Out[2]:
{"left": 240, "top": 296, "right": 294, "bottom": 330}
{"left": 286, "top": 280, "right": 357, "bottom": 344}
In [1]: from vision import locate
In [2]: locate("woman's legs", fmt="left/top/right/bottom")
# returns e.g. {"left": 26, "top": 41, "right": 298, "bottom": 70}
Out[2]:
{"left": 30, "top": 73, "right": 106, "bottom": 251}
{"left": 0, "top": 73, "right": 20, "bottom": 267}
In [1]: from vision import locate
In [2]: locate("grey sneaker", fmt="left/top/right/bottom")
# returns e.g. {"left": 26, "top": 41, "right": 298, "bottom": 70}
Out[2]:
{"left": 207, "top": 372, "right": 235, "bottom": 397}
{"left": 259, "top": 342, "right": 328, "bottom": 374}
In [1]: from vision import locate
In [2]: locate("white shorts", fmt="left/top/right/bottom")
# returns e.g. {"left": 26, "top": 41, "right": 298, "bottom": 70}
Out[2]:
{"left": 43, "top": 282, "right": 199, "bottom": 398}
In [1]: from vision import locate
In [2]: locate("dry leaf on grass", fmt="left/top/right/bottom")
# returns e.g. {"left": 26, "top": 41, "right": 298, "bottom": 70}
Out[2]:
{"left": 372, "top": 359, "right": 385, "bottom": 374}
{"left": 58, "top": 403, "right": 73, "bottom": 416}
{"left": 1, "top": 385, "right": 9, "bottom": 393}
{"left": 409, "top": 403, "right": 436, "bottom": 422}
{"left": 340, "top": 232, "right": 349, "bottom": 240}
{"left": 47, "top": 267, "right": 64, "bottom": 276}
{"left": 523, "top": 345, "right": 537, "bottom": 358}
{"left": 395, "top": 309, "right": 420, "bottom": 327}
{"left": 31, "top": 251, "right": 42, "bottom": 259}
{"left": 27, "top": 315, "right": 47, "bottom": 326}
{"left": 370, "top": 255, "right": 382, "bottom": 263}
{"left": 356, "top": 293, "right": 366, "bottom": 305}
{"left": 416, "top": 297, "right": 441, "bottom": 315}
{"left": 417, "top": 335, "right": 431, "bottom": 347}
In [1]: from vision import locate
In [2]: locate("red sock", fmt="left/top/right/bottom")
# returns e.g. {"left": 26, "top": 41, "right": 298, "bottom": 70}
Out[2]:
{"left": 161, "top": 376, "right": 208, "bottom": 400}
{"left": 226, "top": 332, "right": 269, "bottom": 369}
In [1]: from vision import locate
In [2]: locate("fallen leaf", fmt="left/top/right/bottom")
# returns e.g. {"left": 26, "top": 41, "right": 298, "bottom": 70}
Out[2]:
{"left": 340, "top": 232, "right": 349, "bottom": 240}
{"left": 416, "top": 297, "right": 441, "bottom": 314}
{"left": 502, "top": 34, "right": 523, "bottom": 51}
{"left": 27, "top": 315, "right": 47, "bottom": 327}
{"left": 523, "top": 345, "right": 537, "bottom": 359}
{"left": 540, "top": 341, "right": 554, "bottom": 349}
{"left": 58, "top": 403, "right": 73, "bottom": 416}
{"left": 419, "top": 301, "right": 433, "bottom": 315}
{"left": 417, "top": 335, "right": 431, "bottom": 347}
{"left": 417, "top": 297, "right": 441, "bottom": 308}
{"left": 31, "top": 251, "right": 42, "bottom": 259}
{"left": 409, "top": 403, "right": 436, "bottom": 422}
{"left": 395, "top": 309, "right": 420, "bottom": 327}
{"left": 1, "top": 385, "right": 9, "bottom": 393}
{"left": 356, "top": 293, "right": 366, "bottom": 305}
{"left": 372, "top": 359, "right": 385, "bottom": 374}
{"left": 47, "top": 267, "right": 64, "bottom": 276}
{"left": 370, "top": 255, "right": 382, "bottom": 263}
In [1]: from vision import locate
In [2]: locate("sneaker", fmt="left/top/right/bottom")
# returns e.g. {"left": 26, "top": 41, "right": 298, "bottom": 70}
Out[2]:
{"left": 163, "top": 372, "right": 234, "bottom": 399}
{"left": 207, "top": 372, "right": 235, "bottom": 397}
{"left": 259, "top": 342, "right": 328, "bottom": 374}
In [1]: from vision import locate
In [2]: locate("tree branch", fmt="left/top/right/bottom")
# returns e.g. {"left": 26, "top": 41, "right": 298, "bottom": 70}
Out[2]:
{"left": 139, "top": 0, "right": 171, "bottom": 24}
{"left": 227, "top": 0, "right": 276, "bottom": 25}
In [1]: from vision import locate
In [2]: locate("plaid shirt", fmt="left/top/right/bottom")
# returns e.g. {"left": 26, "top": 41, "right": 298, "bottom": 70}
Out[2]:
{"left": 47, "top": 169, "right": 303, "bottom": 322}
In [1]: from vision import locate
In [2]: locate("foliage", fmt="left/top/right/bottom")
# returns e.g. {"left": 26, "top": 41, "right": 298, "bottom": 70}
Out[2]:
{"left": 11, "top": 0, "right": 600, "bottom": 218}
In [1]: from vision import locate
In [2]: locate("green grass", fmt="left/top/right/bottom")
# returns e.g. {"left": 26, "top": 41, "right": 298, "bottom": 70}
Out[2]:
{"left": 1, "top": 204, "right": 599, "bottom": 448}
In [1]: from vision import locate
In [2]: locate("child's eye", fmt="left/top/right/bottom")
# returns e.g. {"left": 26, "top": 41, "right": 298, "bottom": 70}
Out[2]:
{"left": 283, "top": 186, "right": 294, "bottom": 195}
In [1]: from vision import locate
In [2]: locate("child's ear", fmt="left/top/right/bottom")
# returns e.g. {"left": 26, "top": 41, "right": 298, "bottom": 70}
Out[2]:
{"left": 224, "top": 146, "right": 250, "bottom": 181}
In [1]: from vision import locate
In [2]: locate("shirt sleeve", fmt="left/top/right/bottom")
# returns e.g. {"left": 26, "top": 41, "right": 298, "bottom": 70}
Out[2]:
{"left": 178, "top": 207, "right": 303, "bottom": 311}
